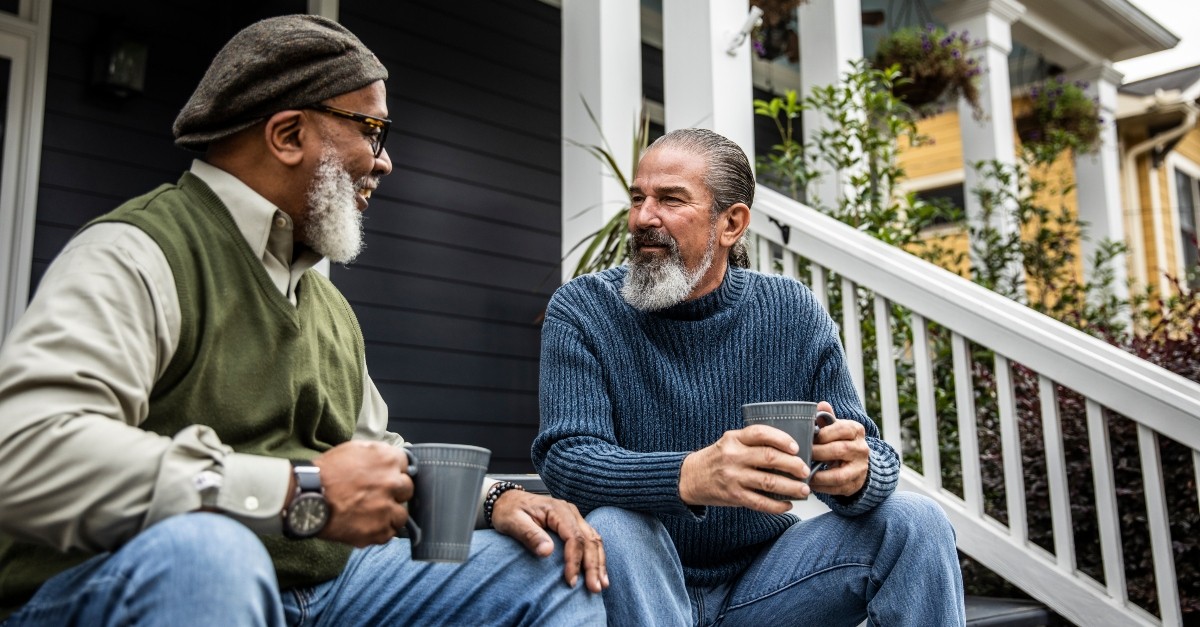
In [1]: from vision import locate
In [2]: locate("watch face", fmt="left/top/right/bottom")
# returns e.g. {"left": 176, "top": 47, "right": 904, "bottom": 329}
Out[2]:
{"left": 287, "top": 494, "right": 330, "bottom": 538}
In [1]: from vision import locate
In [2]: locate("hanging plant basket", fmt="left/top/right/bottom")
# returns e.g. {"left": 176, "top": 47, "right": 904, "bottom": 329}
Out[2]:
{"left": 891, "top": 74, "right": 953, "bottom": 109}
{"left": 1016, "top": 76, "right": 1102, "bottom": 162}
{"left": 872, "top": 25, "right": 982, "bottom": 116}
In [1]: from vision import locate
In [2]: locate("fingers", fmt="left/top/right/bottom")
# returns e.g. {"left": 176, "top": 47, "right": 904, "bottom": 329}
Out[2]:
{"left": 491, "top": 492, "right": 610, "bottom": 592}
{"left": 550, "top": 506, "right": 607, "bottom": 592}
{"left": 313, "top": 441, "right": 415, "bottom": 546}
{"left": 739, "top": 423, "right": 800, "bottom": 454}
{"left": 807, "top": 459, "right": 868, "bottom": 496}
{"left": 814, "top": 418, "right": 864, "bottom": 444}
{"left": 681, "top": 430, "right": 812, "bottom": 509}
{"left": 809, "top": 414, "right": 870, "bottom": 497}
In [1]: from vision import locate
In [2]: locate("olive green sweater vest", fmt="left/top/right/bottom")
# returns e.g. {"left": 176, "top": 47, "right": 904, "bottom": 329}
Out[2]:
{"left": 0, "top": 173, "right": 364, "bottom": 615}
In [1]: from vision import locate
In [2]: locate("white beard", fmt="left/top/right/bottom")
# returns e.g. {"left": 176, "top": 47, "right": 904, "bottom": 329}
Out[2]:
{"left": 304, "top": 149, "right": 365, "bottom": 264}
{"left": 621, "top": 228, "right": 716, "bottom": 311}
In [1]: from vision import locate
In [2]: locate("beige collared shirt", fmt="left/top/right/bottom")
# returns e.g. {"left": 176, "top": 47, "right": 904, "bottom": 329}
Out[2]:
{"left": 0, "top": 160, "right": 405, "bottom": 552}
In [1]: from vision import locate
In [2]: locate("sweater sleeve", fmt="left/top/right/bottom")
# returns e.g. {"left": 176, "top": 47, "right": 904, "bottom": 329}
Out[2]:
{"left": 533, "top": 316, "right": 698, "bottom": 518}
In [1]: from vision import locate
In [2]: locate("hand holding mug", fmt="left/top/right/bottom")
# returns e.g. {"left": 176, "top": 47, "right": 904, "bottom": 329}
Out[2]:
{"left": 312, "top": 440, "right": 414, "bottom": 547}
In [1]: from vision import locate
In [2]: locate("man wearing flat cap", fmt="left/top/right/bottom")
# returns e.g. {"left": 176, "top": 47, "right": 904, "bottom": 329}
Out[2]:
{"left": 0, "top": 15, "right": 606, "bottom": 626}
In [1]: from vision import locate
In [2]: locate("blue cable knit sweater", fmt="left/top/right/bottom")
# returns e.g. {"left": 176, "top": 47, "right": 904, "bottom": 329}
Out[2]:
{"left": 533, "top": 265, "right": 900, "bottom": 586}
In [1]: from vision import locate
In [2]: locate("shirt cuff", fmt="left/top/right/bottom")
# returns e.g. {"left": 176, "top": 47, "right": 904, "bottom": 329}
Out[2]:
{"left": 215, "top": 453, "right": 291, "bottom": 535}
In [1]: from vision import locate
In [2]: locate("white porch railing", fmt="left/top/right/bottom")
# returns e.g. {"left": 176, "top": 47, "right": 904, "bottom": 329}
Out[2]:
{"left": 748, "top": 185, "right": 1200, "bottom": 627}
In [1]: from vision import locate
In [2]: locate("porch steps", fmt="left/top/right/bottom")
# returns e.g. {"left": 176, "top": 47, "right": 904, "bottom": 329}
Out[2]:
{"left": 965, "top": 597, "right": 1061, "bottom": 626}
{"left": 489, "top": 475, "right": 1064, "bottom": 626}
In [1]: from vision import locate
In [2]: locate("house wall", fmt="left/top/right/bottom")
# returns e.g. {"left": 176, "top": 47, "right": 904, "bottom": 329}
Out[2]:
{"left": 30, "top": 0, "right": 561, "bottom": 472}
{"left": 898, "top": 110, "right": 963, "bottom": 180}
{"left": 1135, "top": 154, "right": 1157, "bottom": 284}
{"left": 1177, "top": 127, "right": 1200, "bottom": 165}
{"left": 897, "top": 100, "right": 1086, "bottom": 296}
{"left": 31, "top": 0, "right": 304, "bottom": 289}
{"left": 336, "top": 1, "right": 561, "bottom": 471}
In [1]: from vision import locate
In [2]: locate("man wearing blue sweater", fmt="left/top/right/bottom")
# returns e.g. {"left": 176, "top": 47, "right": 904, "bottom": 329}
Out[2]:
{"left": 534, "top": 128, "right": 965, "bottom": 626}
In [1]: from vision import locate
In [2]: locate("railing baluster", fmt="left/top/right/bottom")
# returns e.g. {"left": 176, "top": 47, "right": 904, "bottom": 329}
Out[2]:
{"left": 995, "top": 355, "right": 1027, "bottom": 544}
{"left": 1039, "top": 375, "right": 1075, "bottom": 571}
{"left": 1087, "top": 399, "right": 1127, "bottom": 602}
{"left": 810, "top": 264, "right": 828, "bottom": 312}
{"left": 757, "top": 236, "right": 773, "bottom": 275}
{"left": 1194, "top": 449, "right": 1200, "bottom": 519}
{"left": 781, "top": 248, "right": 797, "bottom": 280}
{"left": 841, "top": 277, "right": 865, "bottom": 404}
{"left": 952, "top": 332, "right": 982, "bottom": 515}
{"left": 1138, "top": 424, "right": 1181, "bottom": 625}
{"left": 873, "top": 295, "right": 901, "bottom": 453}
{"left": 912, "top": 314, "right": 940, "bottom": 489}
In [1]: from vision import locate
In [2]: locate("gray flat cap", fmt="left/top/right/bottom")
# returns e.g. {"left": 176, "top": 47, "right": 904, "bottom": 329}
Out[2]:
{"left": 173, "top": 14, "right": 388, "bottom": 151}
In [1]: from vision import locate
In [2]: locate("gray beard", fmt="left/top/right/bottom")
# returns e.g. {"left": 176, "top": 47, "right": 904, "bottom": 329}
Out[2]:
{"left": 304, "top": 149, "right": 365, "bottom": 264}
{"left": 620, "top": 229, "right": 716, "bottom": 311}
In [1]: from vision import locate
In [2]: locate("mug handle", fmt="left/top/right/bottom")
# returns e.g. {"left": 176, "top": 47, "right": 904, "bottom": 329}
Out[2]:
{"left": 805, "top": 411, "right": 838, "bottom": 483}
{"left": 400, "top": 448, "right": 423, "bottom": 547}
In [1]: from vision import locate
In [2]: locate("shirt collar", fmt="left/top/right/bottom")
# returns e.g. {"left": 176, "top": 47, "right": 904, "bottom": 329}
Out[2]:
{"left": 188, "top": 159, "right": 321, "bottom": 274}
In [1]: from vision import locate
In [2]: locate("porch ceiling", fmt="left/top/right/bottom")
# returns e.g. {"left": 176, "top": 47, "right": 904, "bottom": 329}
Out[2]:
{"left": 1013, "top": 0, "right": 1179, "bottom": 72}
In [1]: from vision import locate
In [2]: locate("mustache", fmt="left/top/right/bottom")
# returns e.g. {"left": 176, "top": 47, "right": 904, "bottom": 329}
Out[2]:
{"left": 630, "top": 228, "right": 676, "bottom": 250}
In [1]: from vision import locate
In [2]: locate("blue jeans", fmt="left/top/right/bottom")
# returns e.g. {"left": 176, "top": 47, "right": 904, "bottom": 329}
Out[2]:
{"left": 5, "top": 512, "right": 603, "bottom": 626}
{"left": 588, "top": 492, "right": 965, "bottom": 626}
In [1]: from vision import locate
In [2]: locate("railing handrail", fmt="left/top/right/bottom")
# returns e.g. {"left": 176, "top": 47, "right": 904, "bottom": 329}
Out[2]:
{"left": 751, "top": 185, "right": 1200, "bottom": 450}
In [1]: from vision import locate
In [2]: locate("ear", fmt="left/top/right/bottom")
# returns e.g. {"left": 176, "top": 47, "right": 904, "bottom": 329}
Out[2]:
{"left": 718, "top": 202, "right": 750, "bottom": 249}
{"left": 262, "top": 110, "right": 307, "bottom": 166}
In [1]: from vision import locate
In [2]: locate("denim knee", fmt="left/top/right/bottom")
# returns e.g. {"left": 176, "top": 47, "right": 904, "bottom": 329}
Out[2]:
{"left": 586, "top": 506, "right": 662, "bottom": 533}
{"left": 586, "top": 507, "right": 671, "bottom": 551}
{"left": 137, "top": 512, "right": 277, "bottom": 588}
{"left": 8, "top": 513, "right": 283, "bottom": 627}
{"left": 879, "top": 492, "right": 955, "bottom": 540}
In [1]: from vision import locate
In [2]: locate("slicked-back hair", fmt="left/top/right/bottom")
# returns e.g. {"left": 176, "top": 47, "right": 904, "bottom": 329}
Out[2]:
{"left": 644, "top": 128, "right": 752, "bottom": 267}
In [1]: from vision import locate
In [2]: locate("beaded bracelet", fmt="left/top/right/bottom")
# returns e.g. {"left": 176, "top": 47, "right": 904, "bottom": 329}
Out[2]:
{"left": 484, "top": 481, "right": 525, "bottom": 528}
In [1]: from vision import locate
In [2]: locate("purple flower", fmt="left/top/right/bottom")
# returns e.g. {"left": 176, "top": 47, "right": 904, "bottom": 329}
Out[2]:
{"left": 952, "top": 49, "right": 961, "bottom": 59}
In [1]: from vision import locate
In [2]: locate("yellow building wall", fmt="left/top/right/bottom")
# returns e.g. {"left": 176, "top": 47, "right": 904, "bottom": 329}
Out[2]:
{"left": 898, "top": 101, "right": 1084, "bottom": 299}
{"left": 1177, "top": 127, "right": 1200, "bottom": 164}
{"left": 898, "top": 110, "right": 963, "bottom": 179}
{"left": 1132, "top": 127, "right": 1200, "bottom": 293}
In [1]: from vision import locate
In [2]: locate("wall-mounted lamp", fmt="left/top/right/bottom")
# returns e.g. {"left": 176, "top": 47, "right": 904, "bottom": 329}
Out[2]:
{"left": 726, "top": 6, "right": 764, "bottom": 56}
{"left": 91, "top": 34, "right": 148, "bottom": 98}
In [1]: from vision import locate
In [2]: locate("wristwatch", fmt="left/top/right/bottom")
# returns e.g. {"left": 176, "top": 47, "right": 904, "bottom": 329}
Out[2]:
{"left": 282, "top": 461, "right": 330, "bottom": 539}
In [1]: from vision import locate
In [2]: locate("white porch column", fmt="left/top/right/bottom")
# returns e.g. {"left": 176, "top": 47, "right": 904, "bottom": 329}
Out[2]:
{"left": 661, "top": 0, "right": 756, "bottom": 161}
{"left": 561, "top": 0, "right": 642, "bottom": 283}
{"left": 938, "top": 0, "right": 1026, "bottom": 280}
{"left": 1067, "top": 62, "right": 1128, "bottom": 300}
{"left": 797, "top": 0, "right": 863, "bottom": 209}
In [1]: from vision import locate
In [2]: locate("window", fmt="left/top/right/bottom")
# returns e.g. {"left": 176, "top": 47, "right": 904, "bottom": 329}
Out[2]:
{"left": 1174, "top": 168, "right": 1200, "bottom": 289}
{"left": 914, "top": 183, "right": 966, "bottom": 229}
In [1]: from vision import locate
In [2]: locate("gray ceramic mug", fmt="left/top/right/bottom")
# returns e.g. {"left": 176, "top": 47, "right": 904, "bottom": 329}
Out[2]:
{"left": 403, "top": 443, "right": 491, "bottom": 562}
{"left": 742, "top": 401, "right": 836, "bottom": 500}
